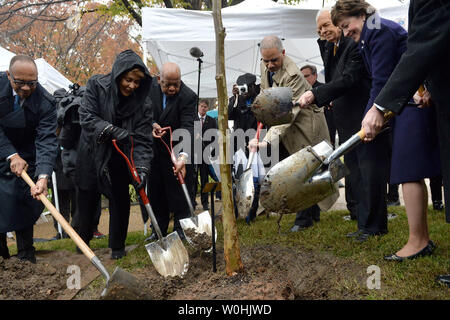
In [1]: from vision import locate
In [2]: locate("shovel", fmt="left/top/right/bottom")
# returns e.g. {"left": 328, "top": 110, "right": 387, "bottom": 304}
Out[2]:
{"left": 112, "top": 139, "right": 189, "bottom": 278}
{"left": 235, "top": 121, "right": 263, "bottom": 219}
{"left": 156, "top": 126, "right": 216, "bottom": 249}
{"left": 21, "top": 170, "right": 149, "bottom": 300}
{"left": 251, "top": 87, "right": 296, "bottom": 126}
{"left": 260, "top": 112, "right": 395, "bottom": 213}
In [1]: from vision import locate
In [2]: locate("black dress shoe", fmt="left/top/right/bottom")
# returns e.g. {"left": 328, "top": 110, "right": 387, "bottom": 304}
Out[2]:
{"left": 353, "top": 232, "right": 373, "bottom": 243}
{"left": 346, "top": 230, "right": 363, "bottom": 238}
{"left": 433, "top": 201, "right": 444, "bottom": 211}
{"left": 436, "top": 274, "right": 450, "bottom": 288}
{"left": 384, "top": 243, "right": 433, "bottom": 262}
{"left": 111, "top": 248, "right": 126, "bottom": 260}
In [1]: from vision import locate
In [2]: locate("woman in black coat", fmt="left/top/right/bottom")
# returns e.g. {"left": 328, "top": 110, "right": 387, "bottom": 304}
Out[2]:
{"left": 78, "top": 50, "right": 153, "bottom": 259}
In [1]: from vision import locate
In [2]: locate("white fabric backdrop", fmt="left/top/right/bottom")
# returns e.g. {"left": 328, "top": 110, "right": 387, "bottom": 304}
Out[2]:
{"left": 0, "top": 47, "right": 72, "bottom": 94}
{"left": 142, "top": 0, "right": 409, "bottom": 98}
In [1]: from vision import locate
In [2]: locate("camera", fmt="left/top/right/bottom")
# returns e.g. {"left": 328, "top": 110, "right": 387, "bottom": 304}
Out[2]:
{"left": 236, "top": 84, "right": 248, "bottom": 95}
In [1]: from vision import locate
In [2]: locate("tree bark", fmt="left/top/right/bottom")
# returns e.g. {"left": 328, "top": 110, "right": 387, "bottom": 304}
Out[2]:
{"left": 211, "top": 0, "right": 244, "bottom": 276}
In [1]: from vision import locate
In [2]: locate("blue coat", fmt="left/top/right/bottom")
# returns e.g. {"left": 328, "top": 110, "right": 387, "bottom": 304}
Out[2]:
{"left": 0, "top": 72, "right": 58, "bottom": 232}
{"left": 359, "top": 14, "right": 440, "bottom": 184}
{"left": 358, "top": 15, "right": 407, "bottom": 114}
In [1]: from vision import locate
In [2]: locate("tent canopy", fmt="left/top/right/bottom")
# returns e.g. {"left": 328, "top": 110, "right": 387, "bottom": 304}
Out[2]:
{"left": 0, "top": 47, "right": 72, "bottom": 94}
{"left": 142, "top": 0, "right": 408, "bottom": 98}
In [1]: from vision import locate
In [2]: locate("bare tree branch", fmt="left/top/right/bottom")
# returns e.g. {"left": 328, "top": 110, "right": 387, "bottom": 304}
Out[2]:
{"left": 119, "top": 0, "right": 142, "bottom": 26}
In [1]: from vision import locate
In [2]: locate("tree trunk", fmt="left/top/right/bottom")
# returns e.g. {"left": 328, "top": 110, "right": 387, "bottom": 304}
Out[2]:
{"left": 211, "top": 0, "right": 244, "bottom": 276}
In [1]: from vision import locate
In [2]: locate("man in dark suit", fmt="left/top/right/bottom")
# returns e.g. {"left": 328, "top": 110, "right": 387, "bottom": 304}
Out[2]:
{"left": 145, "top": 62, "right": 196, "bottom": 241}
{"left": 297, "top": 8, "right": 389, "bottom": 242}
{"left": 0, "top": 55, "right": 58, "bottom": 263}
{"left": 194, "top": 99, "right": 217, "bottom": 210}
{"left": 362, "top": 0, "right": 450, "bottom": 286}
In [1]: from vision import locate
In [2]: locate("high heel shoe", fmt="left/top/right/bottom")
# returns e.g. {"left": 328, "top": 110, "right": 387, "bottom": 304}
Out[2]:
{"left": 384, "top": 242, "right": 434, "bottom": 262}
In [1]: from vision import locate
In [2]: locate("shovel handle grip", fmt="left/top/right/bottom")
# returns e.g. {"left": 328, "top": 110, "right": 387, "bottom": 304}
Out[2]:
{"left": 21, "top": 170, "right": 96, "bottom": 260}
{"left": 357, "top": 110, "right": 395, "bottom": 140}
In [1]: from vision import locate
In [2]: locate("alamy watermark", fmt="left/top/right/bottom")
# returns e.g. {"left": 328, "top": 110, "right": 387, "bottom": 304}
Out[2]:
{"left": 366, "top": 265, "right": 381, "bottom": 290}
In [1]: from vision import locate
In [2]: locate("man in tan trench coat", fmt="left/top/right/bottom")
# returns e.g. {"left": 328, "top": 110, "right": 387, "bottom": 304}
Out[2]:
{"left": 250, "top": 35, "right": 336, "bottom": 231}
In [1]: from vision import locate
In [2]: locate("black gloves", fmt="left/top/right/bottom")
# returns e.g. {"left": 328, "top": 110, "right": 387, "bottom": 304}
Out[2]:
{"left": 109, "top": 125, "right": 129, "bottom": 143}
{"left": 97, "top": 124, "right": 129, "bottom": 144}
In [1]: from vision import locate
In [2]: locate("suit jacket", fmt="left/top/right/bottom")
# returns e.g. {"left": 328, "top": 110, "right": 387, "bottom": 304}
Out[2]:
{"left": 260, "top": 55, "right": 330, "bottom": 154}
{"left": 311, "top": 37, "right": 371, "bottom": 141}
{"left": 197, "top": 113, "right": 217, "bottom": 150}
{"left": 150, "top": 79, "right": 197, "bottom": 161}
{"left": 0, "top": 73, "right": 58, "bottom": 232}
{"left": 359, "top": 14, "right": 407, "bottom": 114}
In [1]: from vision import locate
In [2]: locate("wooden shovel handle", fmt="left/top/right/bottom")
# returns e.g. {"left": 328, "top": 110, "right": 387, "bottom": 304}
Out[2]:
{"left": 21, "top": 170, "right": 95, "bottom": 260}
{"left": 357, "top": 110, "right": 395, "bottom": 140}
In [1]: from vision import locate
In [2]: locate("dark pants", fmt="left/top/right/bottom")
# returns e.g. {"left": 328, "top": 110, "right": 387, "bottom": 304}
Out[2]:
{"left": 356, "top": 131, "right": 390, "bottom": 234}
{"left": 294, "top": 204, "right": 320, "bottom": 227}
{"left": 430, "top": 175, "right": 443, "bottom": 202}
{"left": 324, "top": 107, "right": 336, "bottom": 147}
{"left": 52, "top": 188, "right": 78, "bottom": 237}
{"left": 343, "top": 148, "right": 362, "bottom": 220}
{"left": 0, "top": 225, "right": 34, "bottom": 260}
{"left": 147, "top": 155, "right": 192, "bottom": 238}
{"left": 77, "top": 189, "right": 102, "bottom": 247}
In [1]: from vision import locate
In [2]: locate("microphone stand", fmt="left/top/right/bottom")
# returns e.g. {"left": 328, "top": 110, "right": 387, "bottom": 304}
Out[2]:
{"left": 196, "top": 56, "right": 203, "bottom": 106}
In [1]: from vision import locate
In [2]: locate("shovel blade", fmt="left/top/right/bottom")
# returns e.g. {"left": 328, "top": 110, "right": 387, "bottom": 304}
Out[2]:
{"left": 235, "top": 169, "right": 255, "bottom": 219}
{"left": 251, "top": 87, "right": 294, "bottom": 126}
{"left": 102, "top": 267, "right": 152, "bottom": 300}
{"left": 180, "top": 211, "right": 217, "bottom": 250}
{"left": 145, "top": 231, "right": 189, "bottom": 278}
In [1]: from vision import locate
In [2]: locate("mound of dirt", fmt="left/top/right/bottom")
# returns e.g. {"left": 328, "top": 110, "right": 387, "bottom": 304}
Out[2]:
{"left": 74, "top": 244, "right": 369, "bottom": 300}
{"left": 0, "top": 256, "right": 67, "bottom": 300}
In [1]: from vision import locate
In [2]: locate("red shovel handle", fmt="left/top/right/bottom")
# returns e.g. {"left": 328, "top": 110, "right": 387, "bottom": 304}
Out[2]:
{"left": 255, "top": 121, "right": 263, "bottom": 140}
{"left": 156, "top": 126, "right": 186, "bottom": 185}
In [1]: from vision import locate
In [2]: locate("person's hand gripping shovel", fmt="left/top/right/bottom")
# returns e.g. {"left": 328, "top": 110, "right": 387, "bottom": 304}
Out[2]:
{"left": 156, "top": 126, "right": 216, "bottom": 250}
{"left": 112, "top": 137, "right": 189, "bottom": 278}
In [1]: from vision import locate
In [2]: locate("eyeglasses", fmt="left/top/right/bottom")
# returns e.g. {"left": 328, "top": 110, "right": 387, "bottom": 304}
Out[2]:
{"left": 10, "top": 74, "right": 38, "bottom": 88}
{"left": 161, "top": 79, "right": 181, "bottom": 89}
{"left": 261, "top": 55, "right": 282, "bottom": 64}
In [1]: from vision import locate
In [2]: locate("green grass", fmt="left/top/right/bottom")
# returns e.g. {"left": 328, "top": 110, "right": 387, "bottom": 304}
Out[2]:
{"left": 8, "top": 205, "right": 449, "bottom": 299}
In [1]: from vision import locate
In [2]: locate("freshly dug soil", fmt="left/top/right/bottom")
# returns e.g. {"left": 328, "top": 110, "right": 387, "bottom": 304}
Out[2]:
{"left": 74, "top": 243, "right": 369, "bottom": 300}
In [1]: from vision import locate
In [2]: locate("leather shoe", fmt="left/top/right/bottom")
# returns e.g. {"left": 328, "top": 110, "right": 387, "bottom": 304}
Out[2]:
{"left": 144, "top": 233, "right": 157, "bottom": 243}
{"left": 384, "top": 243, "right": 433, "bottom": 262}
{"left": 433, "top": 201, "right": 444, "bottom": 211}
{"left": 346, "top": 230, "right": 363, "bottom": 238}
{"left": 436, "top": 274, "right": 450, "bottom": 288}
{"left": 111, "top": 248, "right": 126, "bottom": 260}
{"left": 353, "top": 232, "right": 373, "bottom": 243}
{"left": 290, "top": 224, "right": 311, "bottom": 232}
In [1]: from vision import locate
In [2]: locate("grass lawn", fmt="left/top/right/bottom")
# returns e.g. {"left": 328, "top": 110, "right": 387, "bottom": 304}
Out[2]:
{"left": 15, "top": 204, "right": 449, "bottom": 300}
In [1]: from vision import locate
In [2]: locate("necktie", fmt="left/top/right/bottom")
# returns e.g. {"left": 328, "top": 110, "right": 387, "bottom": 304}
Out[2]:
{"left": 268, "top": 72, "right": 274, "bottom": 87}
{"left": 162, "top": 94, "right": 167, "bottom": 110}
{"left": 201, "top": 117, "right": 205, "bottom": 126}
{"left": 333, "top": 43, "right": 338, "bottom": 56}
{"left": 13, "top": 95, "right": 20, "bottom": 112}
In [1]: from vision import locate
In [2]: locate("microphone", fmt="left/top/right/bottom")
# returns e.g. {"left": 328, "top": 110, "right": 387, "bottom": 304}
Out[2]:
{"left": 189, "top": 47, "right": 204, "bottom": 58}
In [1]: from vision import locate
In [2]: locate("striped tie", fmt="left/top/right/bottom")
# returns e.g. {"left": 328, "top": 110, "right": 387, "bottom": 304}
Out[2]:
{"left": 333, "top": 43, "right": 338, "bottom": 56}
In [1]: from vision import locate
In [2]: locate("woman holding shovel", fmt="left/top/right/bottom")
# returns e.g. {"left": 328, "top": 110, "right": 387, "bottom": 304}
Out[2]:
{"left": 331, "top": 0, "right": 440, "bottom": 260}
{"left": 77, "top": 50, "right": 153, "bottom": 259}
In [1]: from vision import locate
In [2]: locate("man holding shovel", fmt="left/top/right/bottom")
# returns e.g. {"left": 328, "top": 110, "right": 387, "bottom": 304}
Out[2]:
{"left": 144, "top": 62, "right": 196, "bottom": 242}
{"left": 250, "top": 35, "right": 330, "bottom": 231}
{"left": 0, "top": 55, "right": 58, "bottom": 263}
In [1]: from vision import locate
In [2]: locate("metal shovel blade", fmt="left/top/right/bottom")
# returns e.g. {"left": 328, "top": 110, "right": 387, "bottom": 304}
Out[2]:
{"left": 145, "top": 231, "right": 189, "bottom": 278}
{"left": 251, "top": 87, "right": 294, "bottom": 126}
{"left": 260, "top": 141, "right": 336, "bottom": 213}
{"left": 180, "top": 211, "right": 217, "bottom": 249}
{"left": 235, "top": 168, "right": 255, "bottom": 219}
{"left": 102, "top": 267, "right": 152, "bottom": 300}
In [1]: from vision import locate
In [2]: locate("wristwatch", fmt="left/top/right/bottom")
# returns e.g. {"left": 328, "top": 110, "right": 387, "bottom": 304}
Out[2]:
{"left": 38, "top": 174, "right": 49, "bottom": 181}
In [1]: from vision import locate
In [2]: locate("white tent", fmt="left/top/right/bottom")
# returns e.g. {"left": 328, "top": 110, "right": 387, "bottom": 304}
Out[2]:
{"left": 142, "top": 0, "right": 409, "bottom": 98}
{"left": 0, "top": 47, "right": 72, "bottom": 94}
